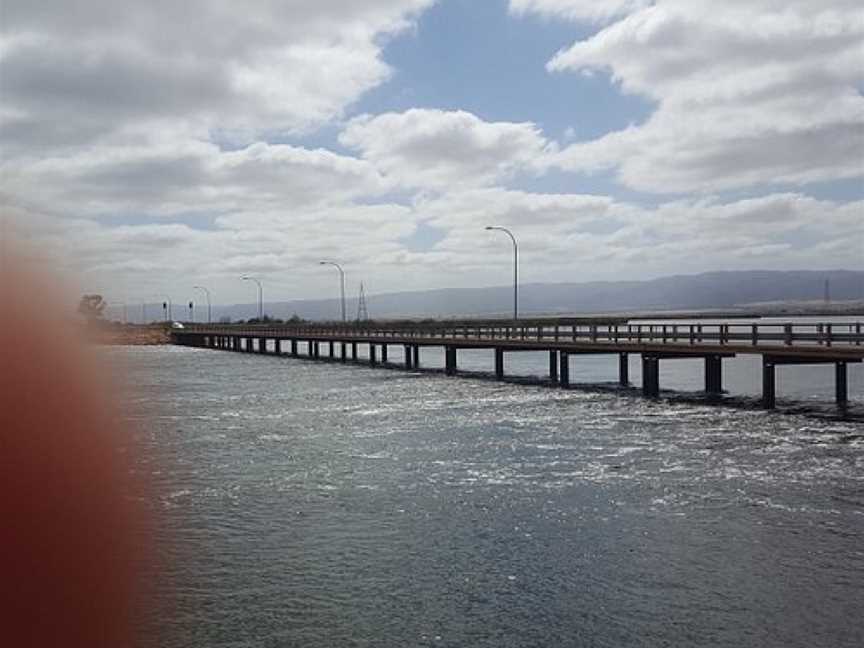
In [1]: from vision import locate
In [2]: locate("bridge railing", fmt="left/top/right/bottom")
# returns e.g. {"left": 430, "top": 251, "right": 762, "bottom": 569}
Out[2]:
{"left": 179, "top": 321, "right": 864, "bottom": 348}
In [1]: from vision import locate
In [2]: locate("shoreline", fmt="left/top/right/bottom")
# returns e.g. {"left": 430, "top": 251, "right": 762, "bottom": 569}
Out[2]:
{"left": 84, "top": 324, "right": 171, "bottom": 346}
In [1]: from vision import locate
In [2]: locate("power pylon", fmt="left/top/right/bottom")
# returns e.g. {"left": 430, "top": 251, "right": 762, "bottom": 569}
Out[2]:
{"left": 356, "top": 282, "right": 369, "bottom": 322}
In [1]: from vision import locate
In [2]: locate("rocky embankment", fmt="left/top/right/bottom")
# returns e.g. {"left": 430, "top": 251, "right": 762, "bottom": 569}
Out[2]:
{"left": 85, "top": 324, "right": 171, "bottom": 345}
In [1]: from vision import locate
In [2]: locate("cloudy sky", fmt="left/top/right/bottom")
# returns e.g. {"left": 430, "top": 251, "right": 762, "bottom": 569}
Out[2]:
{"left": 2, "top": 0, "right": 862, "bottom": 308}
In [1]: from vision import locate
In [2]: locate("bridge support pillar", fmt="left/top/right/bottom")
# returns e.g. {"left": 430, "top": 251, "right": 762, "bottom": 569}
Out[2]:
{"left": 413, "top": 345, "right": 420, "bottom": 368}
{"left": 549, "top": 351, "right": 558, "bottom": 383}
{"left": 291, "top": 340, "right": 298, "bottom": 356}
{"left": 619, "top": 353, "right": 629, "bottom": 386}
{"left": 762, "top": 358, "right": 775, "bottom": 409}
{"left": 559, "top": 352, "right": 570, "bottom": 387}
{"left": 314, "top": 342, "right": 320, "bottom": 359}
{"left": 495, "top": 348, "right": 504, "bottom": 380}
{"left": 836, "top": 362, "right": 848, "bottom": 407}
{"left": 381, "top": 345, "right": 388, "bottom": 363}
{"left": 369, "top": 344, "right": 377, "bottom": 367}
{"left": 329, "top": 341, "right": 335, "bottom": 358}
{"left": 275, "top": 339, "right": 281, "bottom": 355}
{"left": 258, "top": 338, "right": 266, "bottom": 354}
{"left": 341, "top": 343, "right": 347, "bottom": 363}
{"left": 705, "top": 355, "right": 723, "bottom": 394}
{"left": 307, "top": 341, "right": 313, "bottom": 357}
{"left": 642, "top": 355, "right": 660, "bottom": 398}
{"left": 352, "top": 343, "right": 358, "bottom": 360}
{"left": 404, "top": 345, "right": 413, "bottom": 369}
{"left": 445, "top": 347, "right": 457, "bottom": 375}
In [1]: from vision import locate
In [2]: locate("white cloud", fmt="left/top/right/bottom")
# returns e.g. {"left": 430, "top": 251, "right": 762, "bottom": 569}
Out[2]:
{"left": 540, "top": 0, "right": 864, "bottom": 192}
{"left": 509, "top": 0, "right": 650, "bottom": 23}
{"left": 0, "top": 0, "right": 435, "bottom": 155}
{"left": 2, "top": 139, "right": 391, "bottom": 219}
{"left": 340, "top": 109, "right": 555, "bottom": 190}
{"left": 2, "top": 1, "right": 860, "bottom": 306}
{"left": 413, "top": 189, "right": 864, "bottom": 281}
{"left": 7, "top": 184, "right": 861, "bottom": 305}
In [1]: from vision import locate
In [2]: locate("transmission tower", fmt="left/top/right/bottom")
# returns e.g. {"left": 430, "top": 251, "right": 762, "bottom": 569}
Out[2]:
{"left": 356, "top": 281, "right": 369, "bottom": 322}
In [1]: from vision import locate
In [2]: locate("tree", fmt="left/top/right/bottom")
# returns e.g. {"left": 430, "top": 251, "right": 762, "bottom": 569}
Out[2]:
{"left": 77, "top": 294, "right": 106, "bottom": 321}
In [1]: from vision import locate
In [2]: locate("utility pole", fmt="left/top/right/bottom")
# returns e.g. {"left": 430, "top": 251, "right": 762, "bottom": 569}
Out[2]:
{"left": 356, "top": 282, "right": 369, "bottom": 322}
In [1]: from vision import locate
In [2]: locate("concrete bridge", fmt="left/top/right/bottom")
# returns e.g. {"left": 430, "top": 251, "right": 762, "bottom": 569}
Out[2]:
{"left": 172, "top": 318, "right": 863, "bottom": 410}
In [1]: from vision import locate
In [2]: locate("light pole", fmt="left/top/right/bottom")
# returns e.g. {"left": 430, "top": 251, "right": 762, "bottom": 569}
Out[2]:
{"left": 241, "top": 276, "right": 263, "bottom": 320}
{"left": 159, "top": 296, "right": 173, "bottom": 322}
{"left": 319, "top": 261, "right": 346, "bottom": 322}
{"left": 193, "top": 285, "right": 212, "bottom": 323}
{"left": 485, "top": 225, "right": 518, "bottom": 321}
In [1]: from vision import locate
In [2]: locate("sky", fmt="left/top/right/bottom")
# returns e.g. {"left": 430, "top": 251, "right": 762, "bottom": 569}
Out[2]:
{"left": 2, "top": 0, "right": 863, "bottom": 309}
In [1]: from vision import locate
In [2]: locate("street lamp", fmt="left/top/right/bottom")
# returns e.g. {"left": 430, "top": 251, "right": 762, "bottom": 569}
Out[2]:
{"left": 319, "top": 261, "right": 346, "bottom": 322}
{"left": 161, "top": 296, "right": 173, "bottom": 322}
{"left": 485, "top": 225, "right": 518, "bottom": 321}
{"left": 241, "top": 276, "right": 263, "bottom": 320}
{"left": 193, "top": 285, "right": 212, "bottom": 323}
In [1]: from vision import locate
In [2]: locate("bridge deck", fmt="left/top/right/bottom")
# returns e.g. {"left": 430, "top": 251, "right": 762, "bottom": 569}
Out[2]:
{"left": 172, "top": 319, "right": 863, "bottom": 409}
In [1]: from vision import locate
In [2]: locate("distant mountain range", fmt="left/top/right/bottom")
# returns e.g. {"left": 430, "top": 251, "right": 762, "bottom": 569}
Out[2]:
{"left": 206, "top": 270, "right": 864, "bottom": 322}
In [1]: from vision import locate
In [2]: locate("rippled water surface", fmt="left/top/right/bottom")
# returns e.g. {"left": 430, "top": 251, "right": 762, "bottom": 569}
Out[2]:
{"left": 118, "top": 346, "right": 864, "bottom": 647}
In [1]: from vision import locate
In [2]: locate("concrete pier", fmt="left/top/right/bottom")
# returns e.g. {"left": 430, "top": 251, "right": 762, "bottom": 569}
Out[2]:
{"left": 445, "top": 347, "right": 457, "bottom": 375}
{"left": 619, "top": 353, "right": 629, "bottom": 386}
{"left": 559, "top": 352, "right": 570, "bottom": 387}
{"left": 762, "top": 358, "right": 776, "bottom": 409}
{"left": 549, "top": 351, "right": 558, "bottom": 383}
{"left": 642, "top": 355, "right": 660, "bottom": 398}
{"left": 836, "top": 362, "right": 848, "bottom": 407}
{"left": 705, "top": 355, "right": 723, "bottom": 394}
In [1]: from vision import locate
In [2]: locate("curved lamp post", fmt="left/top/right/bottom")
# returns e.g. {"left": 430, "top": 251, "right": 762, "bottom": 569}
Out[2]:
{"left": 241, "top": 276, "right": 263, "bottom": 320}
{"left": 193, "top": 285, "right": 212, "bottom": 323}
{"left": 319, "top": 261, "right": 346, "bottom": 322}
{"left": 485, "top": 225, "right": 518, "bottom": 321}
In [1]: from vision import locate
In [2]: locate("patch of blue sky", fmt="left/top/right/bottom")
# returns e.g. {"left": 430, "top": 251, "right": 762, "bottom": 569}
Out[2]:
{"left": 356, "top": 0, "right": 655, "bottom": 141}
{"left": 507, "top": 167, "right": 678, "bottom": 206}
{"left": 92, "top": 211, "right": 223, "bottom": 231}
{"left": 399, "top": 221, "right": 447, "bottom": 251}
{"left": 788, "top": 178, "right": 863, "bottom": 203}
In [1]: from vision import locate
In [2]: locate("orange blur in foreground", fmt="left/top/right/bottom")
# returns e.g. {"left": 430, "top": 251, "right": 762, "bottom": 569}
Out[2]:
{"left": 1, "top": 258, "right": 149, "bottom": 646}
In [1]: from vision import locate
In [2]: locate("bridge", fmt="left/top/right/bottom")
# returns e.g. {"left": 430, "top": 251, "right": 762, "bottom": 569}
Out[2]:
{"left": 172, "top": 318, "right": 863, "bottom": 409}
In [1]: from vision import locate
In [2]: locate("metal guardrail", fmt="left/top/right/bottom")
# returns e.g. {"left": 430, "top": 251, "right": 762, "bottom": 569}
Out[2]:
{"left": 179, "top": 321, "right": 864, "bottom": 348}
